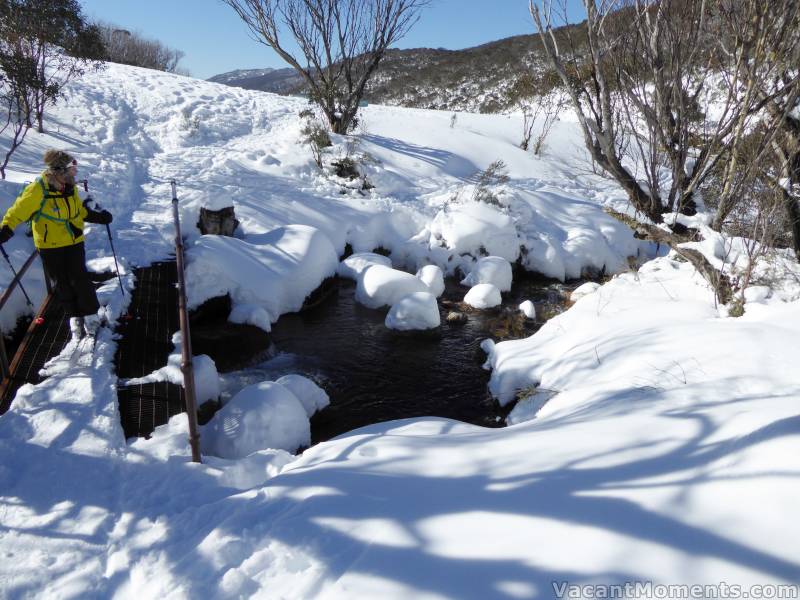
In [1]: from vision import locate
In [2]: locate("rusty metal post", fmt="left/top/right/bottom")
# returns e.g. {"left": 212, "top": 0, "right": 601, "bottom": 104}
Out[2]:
{"left": 171, "top": 181, "right": 202, "bottom": 463}
{"left": 0, "top": 334, "right": 8, "bottom": 380}
{"left": 0, "top": 250, "right": 39, "bottom": 314}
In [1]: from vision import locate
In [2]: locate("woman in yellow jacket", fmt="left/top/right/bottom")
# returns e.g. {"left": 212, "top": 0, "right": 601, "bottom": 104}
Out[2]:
{"left": 0, "top": 150, "right": 113, "bottom": 341}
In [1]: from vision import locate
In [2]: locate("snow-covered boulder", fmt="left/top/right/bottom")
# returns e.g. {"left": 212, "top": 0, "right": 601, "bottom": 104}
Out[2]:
{"left": 275, "top": 374, "right": 330, "bottom": 418}
{"left": 464, "top": 283, "right": 502, "bottom": 309}
{"left": 461, "top": 256, "right": 513, "bottom": 292}
{"left": 355, "top": 264, "right": 431, "bottom": 309}
{"left": 202, "top": 381, "right": 310, "bottom": 458}
{"left": 385, "top": 292, "right": 441, "bottom": 331}
{"left": 519, "top": 300, "right": 536, "bottom": 319}
{"left": 570, "top": 281, "right": 601, "bottom": 302}
{"left": 416, "top": 264, "right": 445, "bottom": 297}
{"left": 337, "top": 252, "right": 393, "bottom": 280}
{"left": 185, "top": 225, "right": 339, "bottom": 330}
{"left": 429, "top": 202, "right": 520, "bottom": 263}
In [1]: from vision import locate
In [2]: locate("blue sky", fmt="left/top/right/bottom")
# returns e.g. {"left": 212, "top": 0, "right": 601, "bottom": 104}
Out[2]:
{"left": 78, "top": 1, "right": 583, "bottom": 80}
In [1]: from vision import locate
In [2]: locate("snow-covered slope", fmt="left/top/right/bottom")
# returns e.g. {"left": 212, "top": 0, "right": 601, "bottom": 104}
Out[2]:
{"left": 0, "top": 63, "right": 798, "bottom": 599}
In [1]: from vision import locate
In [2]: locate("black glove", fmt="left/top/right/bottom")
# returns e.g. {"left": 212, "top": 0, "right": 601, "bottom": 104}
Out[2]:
{"left": 85, "top": 209, "right": 112, "bottom": 225}
{"left": 0, "top": 225, "right": 13, "bottom": 245}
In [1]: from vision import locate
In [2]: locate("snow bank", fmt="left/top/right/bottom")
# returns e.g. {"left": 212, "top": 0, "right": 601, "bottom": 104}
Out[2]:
{"left": 464, "top": 283, "right": 502, "bottom": 309}
{"left": 185, "top": 225, "right": 339, "bottom": 329}
{"left": 415, "top": 264, "right": 445, "bottom": 297}
{"left": 570, "top": 281, "right": 601, "bottom": 302}
{"left": 337, "top": 252, "right": 392, "bottom": 280}
{"left": 355, "top": 264, "right": 431, "bottom": 309}
{"left": 461, "top": 255, "right": 513, "bottom": 291}
{"left": 202, "top": 381, "right": 310, "bottom": 458}
{"left": 429, "top": 201, "right": 520, "bottom": 263}
{"left": 349, "top": 211, "right": 423, "bottom": 255}
{"left": 516, "top": 190, "right": 646, "bottom": 281}
{"left": 385, "top": 292, "right": 440, "bottom": 330}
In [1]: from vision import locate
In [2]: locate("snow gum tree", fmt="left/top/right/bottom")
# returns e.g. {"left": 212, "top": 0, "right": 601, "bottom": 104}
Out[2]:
{"left": 0, "top": 0, "right": 104, "bottom": 135}
{"left": 530, "top": 0, "right": 800, "bottom": 233}
{"left": 223, "top": 0, "right": 430, "bottom": 134}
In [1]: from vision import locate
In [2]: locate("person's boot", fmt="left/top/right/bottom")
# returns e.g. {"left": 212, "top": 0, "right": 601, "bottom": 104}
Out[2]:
{"left": 83, "top": 314, "right": 101, "bottom": 338}
{"left": 69, "top": 317, "right": 84, "bottom": 342}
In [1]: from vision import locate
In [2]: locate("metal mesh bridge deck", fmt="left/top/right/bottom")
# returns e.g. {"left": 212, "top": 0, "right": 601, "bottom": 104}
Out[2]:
{"left": 1, "top": 262, "right": 186, "bottom": 439}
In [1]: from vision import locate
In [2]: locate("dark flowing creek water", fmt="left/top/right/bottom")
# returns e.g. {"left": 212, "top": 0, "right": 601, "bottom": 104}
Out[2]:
{"left": 217, "top": 273, "right": 581, "bottom": 445}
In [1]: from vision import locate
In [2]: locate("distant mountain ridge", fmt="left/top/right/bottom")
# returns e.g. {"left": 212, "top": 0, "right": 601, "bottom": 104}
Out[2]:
{"left": 206, "top": 30, "right": 569, "bottom": 114}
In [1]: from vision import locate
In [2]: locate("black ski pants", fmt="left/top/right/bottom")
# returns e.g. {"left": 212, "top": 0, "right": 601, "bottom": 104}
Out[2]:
{"left": 38, "top": 242, "right": 99, "bottom": 318}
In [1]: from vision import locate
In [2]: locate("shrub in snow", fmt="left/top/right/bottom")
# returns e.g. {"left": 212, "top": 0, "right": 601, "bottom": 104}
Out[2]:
{"left": 299, "top": 109, "right": 331, "bottom": 169}
{"left": 385, "top": 292, "right": 440, "bottom": 330}
{"left": 337, "top": 252, "right": 392, "bottom": 280}
{"left": 416, "top": 264, "right": 445, "bottom": 297}
{"left": 464, "top": 283, "right": 502, "bottom": 309}
{"left": 570, "top": 281, "right": 601, "bottom": 302}
{"left": 275, "top": 374, "right": 330, "bottom": 418}
{"left": 519, "top": 300, "right": 536, "bottom": 319}
{"left": 470, "top": 159, "right": 509, "bottom": 207}
{"left": 461, "top": 256, "right": 512, "bottom": 292}
{"left": 202, "top": 382, "right": 310, "bottom": 458}
{"left": 355, "top": 264, "right": 431, "bottom": 309}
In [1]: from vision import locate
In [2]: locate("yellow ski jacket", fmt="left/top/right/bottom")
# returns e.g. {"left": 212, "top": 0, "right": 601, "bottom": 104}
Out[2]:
{"left": 1, "top": 173, "right": 89, "bottom": 250}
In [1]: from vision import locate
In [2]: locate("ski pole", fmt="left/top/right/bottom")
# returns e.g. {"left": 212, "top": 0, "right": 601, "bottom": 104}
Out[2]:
{"left": 0, "top": 245, "right": 34, "bottom": 307}
{"left": 82, "top": 180, "right": 124, "bottom": 296}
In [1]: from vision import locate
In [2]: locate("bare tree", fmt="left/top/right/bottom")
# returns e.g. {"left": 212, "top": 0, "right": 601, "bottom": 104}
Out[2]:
{"left": 223, "top": 0, "right": 430, "bottom": 134}
{"left": 530, "top": 0, "right": 662, "bottom": 222}
{"left": 530, "top": 0, "right": 800, "bottom": 229}
{"left": 1, "top": 0, "right": 104, "bottom": 134}
{"left": 770, "top": 115, "right": 800, "bottom": 260}
{"left": 509, "top": 71, "right": 566, "bottom": 155}
{"left": 0, "top": 47, "right": 35, "bottom": 179}
{"left": 96, "top": 24, "right": 186, "bottom": 73}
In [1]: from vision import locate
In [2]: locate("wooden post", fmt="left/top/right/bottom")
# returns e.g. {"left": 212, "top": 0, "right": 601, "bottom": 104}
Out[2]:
{"left": 171, "top": 181, "right": 202, "bottom": 463}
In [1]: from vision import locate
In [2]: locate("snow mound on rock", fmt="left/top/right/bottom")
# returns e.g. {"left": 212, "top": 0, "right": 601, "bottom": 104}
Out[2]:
{"left": 276, "top": 374, "right": 330, "bottom": 418}
{"left": 570, "top": 281, "right": 601, "bottom": 302}
{"left": 385, "top": 292, "right": 441, "bottom": 330}
{"left": 355, "top": 264, "right": 431, "bottom": 309}
{"left": 461, "top": 256, "right": 513, "bottom": 292}
{"left": 429, "top": 202, "right": 519, "bottom": 263}
{"left": 416, "top": 264, "right": 445, "bottom": 297}
{"left": 337, "top": 252, "right": 393, "bottom": 280}
{"left": 185, "top": 225, "right": 339, "bottom": 330}
{"left": 202, "top": 381, "right": 310, "bottom": 458}
{"left": 519, "top": 300, "right": 536, "bottom": 319}
{"left": 464, "top": 283, "right": 502, "bottom": 309}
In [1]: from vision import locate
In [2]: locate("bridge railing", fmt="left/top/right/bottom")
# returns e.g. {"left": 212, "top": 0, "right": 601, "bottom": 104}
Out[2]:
{"left": 171, "top": 181, "right": 202, "bottom": 464}
{"left": 0, "top": 250, "right": 48, "bottom": 380}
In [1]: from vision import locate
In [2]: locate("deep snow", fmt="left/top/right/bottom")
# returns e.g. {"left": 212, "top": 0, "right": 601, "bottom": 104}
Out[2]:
{"left": 0, "top": 62, "right": 798, "bottom": 599}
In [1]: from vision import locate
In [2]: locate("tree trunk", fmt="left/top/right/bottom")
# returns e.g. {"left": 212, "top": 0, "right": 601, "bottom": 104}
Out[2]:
{"left": 784, "top": 191, "right": 800, "bottom": 261}
{"left": 607, "top": 208, "right": 732, "bottom": 304}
